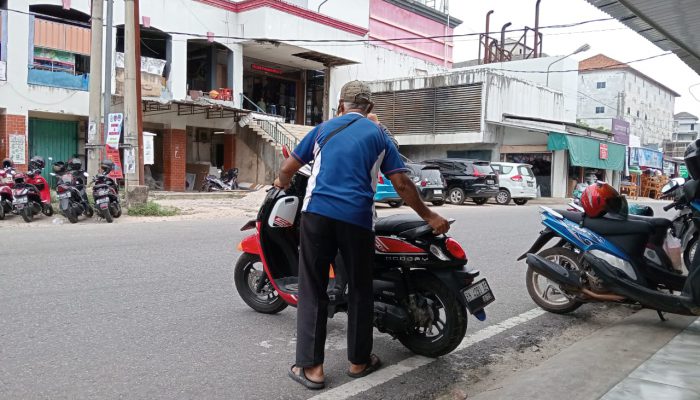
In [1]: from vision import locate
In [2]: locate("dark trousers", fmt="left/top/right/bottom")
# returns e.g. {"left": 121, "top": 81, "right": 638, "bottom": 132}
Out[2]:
{"left": 295, "top": 212, "right": 374, "bottom": 367}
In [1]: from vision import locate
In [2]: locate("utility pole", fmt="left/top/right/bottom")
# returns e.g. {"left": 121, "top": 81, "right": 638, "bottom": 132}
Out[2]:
{"left": 87, "top": 0, "right": 104, "bottom": 178}
{"left": 103, "top": 0, "right": 114, "bottom": 157}
{"left": 123, "top": 0, "right": 142, "bottom": 191}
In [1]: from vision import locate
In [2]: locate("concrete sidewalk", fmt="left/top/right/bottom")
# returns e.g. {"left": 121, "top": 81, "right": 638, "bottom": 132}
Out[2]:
{"left": 469, "top": 309, "right": 698, "bottom": 400}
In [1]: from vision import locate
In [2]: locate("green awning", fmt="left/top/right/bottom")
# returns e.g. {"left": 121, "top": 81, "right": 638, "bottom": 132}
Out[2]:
{"left": 547, "top": 132, "right": 625, "bottom": 171}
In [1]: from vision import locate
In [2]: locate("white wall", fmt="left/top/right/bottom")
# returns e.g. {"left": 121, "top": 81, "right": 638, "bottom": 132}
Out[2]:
{"left": 577, "top": 70, "right": 625, "bottom": 131}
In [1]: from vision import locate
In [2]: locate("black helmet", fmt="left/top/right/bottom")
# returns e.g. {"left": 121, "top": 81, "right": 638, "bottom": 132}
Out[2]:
{"left": 52, "top": 161, "right": 67, "bottom": 174}
{"left": 2, "top": 158, "right": 13, "bottom": 169}
{"left": 684, "top": 139, "right": 700, "bottom": 180}
{"left": 100, "top": 159, "right": 115, "bottom": 174}
{"left": 29, "top": 156, "right": 45, "bottom": 171}
{"left": 67, "top": 157, "right": 82, "bottom": 171}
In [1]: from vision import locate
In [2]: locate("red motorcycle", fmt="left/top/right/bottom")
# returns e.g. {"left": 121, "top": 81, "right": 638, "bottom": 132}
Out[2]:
{"left": 0, "top": 163, "right": 16, "bottom": 220}
{"left": 233, "top": 158, "right": 495, "bottom": 357}
{"left": 8, "top": 157, "right": 54, "bottom": 223}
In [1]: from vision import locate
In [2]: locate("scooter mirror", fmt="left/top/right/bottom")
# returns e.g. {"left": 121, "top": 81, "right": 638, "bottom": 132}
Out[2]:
{"left": 49, "top": 172, "right": 57, "bottom": 177}
{"left": 662, "top": 178, "right": 683, "bottom": 195}
{"left": 83, "top": 172, "right": 89, "bottom": 177}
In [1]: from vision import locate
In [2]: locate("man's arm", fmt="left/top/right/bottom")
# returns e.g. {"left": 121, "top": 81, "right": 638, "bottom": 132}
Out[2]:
{"left": 388, "top": 172, "right": 450, "bottom": 234}
{"left": 274, "top": 157, "right": 304, "bottom": 189}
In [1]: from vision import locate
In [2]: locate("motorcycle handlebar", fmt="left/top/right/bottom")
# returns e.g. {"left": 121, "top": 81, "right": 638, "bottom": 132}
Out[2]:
{"left": 663, "top": 202, "right": 676, "bottom": 212}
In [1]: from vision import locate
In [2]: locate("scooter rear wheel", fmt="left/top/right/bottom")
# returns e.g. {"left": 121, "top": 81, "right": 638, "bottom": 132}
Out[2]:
{"left": 234, "top": 253, "right": 287, "bottom": 314}
{"left": 397, "top": 273, "right": 468, "bottom": 358}
{"left": 0, "top": 204, "right": 4, "bottom": 220}
{"left": 21, "top": 207, "right": 33, "bottom": 223}
{"left": 526, "top": 247, "right": 584, "bottom": 314}
{"left": 42, "top": 204, "right": 54, "bottom": 217}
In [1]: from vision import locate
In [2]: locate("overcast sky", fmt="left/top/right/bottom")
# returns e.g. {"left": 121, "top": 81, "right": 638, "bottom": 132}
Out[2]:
{"left": 448, "top": 0, "right": 700, "bottom": 115}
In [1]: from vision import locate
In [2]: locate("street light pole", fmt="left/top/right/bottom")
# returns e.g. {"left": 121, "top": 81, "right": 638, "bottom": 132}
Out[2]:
{"left": 546, "top": 43, "right": 591, "bottom": 86}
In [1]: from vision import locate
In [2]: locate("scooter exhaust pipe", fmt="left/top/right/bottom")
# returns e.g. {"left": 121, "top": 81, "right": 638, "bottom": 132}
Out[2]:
{"left": 581, "top": 288, "right": 626, "bottom": 302}
{"left": 526, "top": 254, "right": 582, "bottom": 288}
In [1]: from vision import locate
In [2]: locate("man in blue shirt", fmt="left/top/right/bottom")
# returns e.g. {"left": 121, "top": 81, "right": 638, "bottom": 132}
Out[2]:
{"left": 275, "top": 81, "right": 449, "bottom": 390}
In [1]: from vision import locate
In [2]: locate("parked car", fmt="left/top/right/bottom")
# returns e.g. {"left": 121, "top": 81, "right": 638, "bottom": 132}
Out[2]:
{"left": 422, "top": 159, "right": 499, "bottom": 205}
{"left": 406, "top": 163, "right": 446, "bottom": 206}
{"left": 490, "top": 162, "right": 538, "bottom": 205}
{"left": 374, "top": 172, "right": 403, "bottom": 208}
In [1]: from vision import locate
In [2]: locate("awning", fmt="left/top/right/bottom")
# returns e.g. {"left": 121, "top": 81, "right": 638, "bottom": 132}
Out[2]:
{"left": 548, "top": 132, "right": 625, "bottom": 171}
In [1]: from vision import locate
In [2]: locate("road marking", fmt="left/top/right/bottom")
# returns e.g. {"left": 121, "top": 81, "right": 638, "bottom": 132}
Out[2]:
{"left": 309, "top": 308, "right": 546, "bottom": 400}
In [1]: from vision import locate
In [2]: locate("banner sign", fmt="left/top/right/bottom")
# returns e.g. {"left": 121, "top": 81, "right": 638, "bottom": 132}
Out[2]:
{"left": 599, "top": 143, "right": 608, "bottom": 160}
{"left": 612, "top": 118, "right": 630, "bottom": 145}
{"left": 629, "top": 146, "right": 663, "bottom": 169}
{"left": 9, "top": 134, "right": 25, "bottom": 164}
{"left": 106, "top": 113, "right": 124, "bottom": 179}
{"left": 143, "top": 132, "right": 155, "bottom": 165}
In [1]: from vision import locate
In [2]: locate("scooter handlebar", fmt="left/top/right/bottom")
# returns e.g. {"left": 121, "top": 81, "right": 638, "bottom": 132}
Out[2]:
{"left": 663, "top": 202, "right": 676, "bottom": 212}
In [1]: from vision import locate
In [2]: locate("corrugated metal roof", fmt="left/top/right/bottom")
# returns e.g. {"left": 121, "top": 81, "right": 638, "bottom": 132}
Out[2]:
{"left": 586, "top": 0, "right": 700, "bottom": 74}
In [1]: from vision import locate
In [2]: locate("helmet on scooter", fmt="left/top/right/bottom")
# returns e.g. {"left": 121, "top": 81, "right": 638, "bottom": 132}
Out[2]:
{"left": 29, "top": 156, "right": 45, "bottom": 171}
{"left": 52, "top": 161, "right": 67, "bottom": 174}
{"left": 580, "top": 182, "right": 628, "bottom": 219}
{"left": 13, "top": 172, "right": 26, "bottom": 184}
{"left": 684, "top": 139, "right": 700, "bottom": 180}
{"left": 99, "top": 159, "right": 115, "bottom": 174}
{"left": 2, "top": 158, "right": 13, "bottom": 169}
{"left": 67, "top": 158, "right": 82, "bottom": 171}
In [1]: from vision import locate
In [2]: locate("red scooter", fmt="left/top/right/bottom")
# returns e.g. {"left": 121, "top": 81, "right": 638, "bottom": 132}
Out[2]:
{"left": 233, "top": 152, "right": 495, "bottom": 358}
{"left": 11, "top": 156, "right": 53, "bottom": 223}
{"left": 0, "top": 165, "right": 15, "bottom": 220}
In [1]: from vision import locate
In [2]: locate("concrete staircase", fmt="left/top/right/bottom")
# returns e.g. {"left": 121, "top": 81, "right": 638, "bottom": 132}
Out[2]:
{"left": 240, "top": 113, "right": 314, "bottom": 151}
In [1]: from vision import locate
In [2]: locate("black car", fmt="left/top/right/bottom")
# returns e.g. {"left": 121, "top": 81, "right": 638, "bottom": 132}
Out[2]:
{"left": 406, "top": 163, "right": 446, "bottom": 206}
{"left": 421, "top": 159, "right": 499, "bottom": 205}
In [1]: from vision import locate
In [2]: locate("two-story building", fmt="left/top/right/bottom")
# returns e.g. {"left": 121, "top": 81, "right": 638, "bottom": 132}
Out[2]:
{"left": 0, "top": 0, "right": 460, "bottom": 190}
{"left": 577, "top": 54, "right": 679, "bottom": 148}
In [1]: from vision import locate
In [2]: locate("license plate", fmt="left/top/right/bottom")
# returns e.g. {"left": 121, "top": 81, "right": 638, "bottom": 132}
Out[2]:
{"left": 96, "top": 197, "right": 109, "bottom": 204}
{"left": 97, "top": 189, "right": 110, "bottom": 196}
{"left": 487, "top": 179, "right": 495, "bottom": 185}
{"left": 527, "top": 182, "right": 534, "bottom": 187}
{"left": 58, "top": 193, "right": 70, "bottom": 199}
{"left": 434, "top": 189, "right": 442, "bottom": 195}
{"left": 462, "top": 279, "right": 495, "bottom": 313}
{"left": 14, "top": 197, "right": 28, "bottom": 204}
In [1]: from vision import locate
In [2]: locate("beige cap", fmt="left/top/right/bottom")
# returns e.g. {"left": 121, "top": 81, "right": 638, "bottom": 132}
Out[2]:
{"left": 340, "top": 80, "right": 372, "bottom": 104}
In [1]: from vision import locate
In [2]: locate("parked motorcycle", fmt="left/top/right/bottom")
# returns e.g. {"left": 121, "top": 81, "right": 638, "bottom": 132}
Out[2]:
{"left": 11, "top": 172, "right": 47, "bottom": 223}
{"left": 26, "top": 156, "right": 54, "bottom": 218}
{"left": 52, "top": 160, "right": 93, "bottom": 223}
{"left": 233, "top": 158, "right": 494, "bottom": 357}
{"left": 519, "top": 140, "right": 700, "bottom": 317}
{"left": 201, "top": 168, "right": 239, "bottom": 191}
{"left": 91, "top": 159, "right": 122, "bottom": 223}
{"left": 0, "top": 162, "right": 16, "bottom": 220}
{"left": 663, "top": 178, "right": 697, "bottom": 269}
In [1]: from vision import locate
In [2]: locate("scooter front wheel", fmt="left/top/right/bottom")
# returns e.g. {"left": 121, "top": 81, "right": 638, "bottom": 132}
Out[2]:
{"left": 21, "top": 207, "right": 33, "bottom": 223}
{"left": 526, "top": 247, "right": 584, "bottom": 314}
{"left": 42, "top": 204, "right": 54, "bottom": 217}
{"left": 234, "top": 253, "right": 287, "bottom": 314}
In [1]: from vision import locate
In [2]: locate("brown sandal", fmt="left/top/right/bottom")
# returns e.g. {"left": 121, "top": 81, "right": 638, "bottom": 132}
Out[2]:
{"left": 288, "top": 365, "right": 325, "bottom": 390}
{"left": 347, "top": 354, "right": 382, "bottom": 378}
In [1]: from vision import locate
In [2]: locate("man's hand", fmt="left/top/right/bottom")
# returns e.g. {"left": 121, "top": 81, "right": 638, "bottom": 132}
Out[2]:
{"left": 425, "top": 211, "right": 450, "bottom": 235}
{"left": 274, "top": 177, "right": 290, "bottom": 190}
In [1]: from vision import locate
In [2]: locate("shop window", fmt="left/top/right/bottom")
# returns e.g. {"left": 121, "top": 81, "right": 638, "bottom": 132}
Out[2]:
{"left": 596, "top": 81, "right": 606, "bottom": 89}
{"left": 595, "top": 106, "right": 605, "bottom": 114}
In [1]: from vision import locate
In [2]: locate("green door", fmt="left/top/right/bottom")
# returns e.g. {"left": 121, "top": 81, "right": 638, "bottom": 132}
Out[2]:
{"left": 28, "top": 119, "right": 78, "bottom": 187}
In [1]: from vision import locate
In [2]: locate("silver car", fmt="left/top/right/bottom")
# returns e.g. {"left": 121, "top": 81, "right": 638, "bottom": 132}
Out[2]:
{"left": 490, "top": 162, "right": 538, "bottom": 205}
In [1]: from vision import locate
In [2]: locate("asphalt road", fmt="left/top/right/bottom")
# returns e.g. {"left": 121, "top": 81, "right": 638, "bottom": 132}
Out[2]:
{"left": 0, "top": 200, "right": 673, "bottom": 399}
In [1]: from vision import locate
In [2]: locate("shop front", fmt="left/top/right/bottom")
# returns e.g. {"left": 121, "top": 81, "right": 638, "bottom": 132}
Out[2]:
{"left": 547, "top": 132, "right": 626, "bottom": 197}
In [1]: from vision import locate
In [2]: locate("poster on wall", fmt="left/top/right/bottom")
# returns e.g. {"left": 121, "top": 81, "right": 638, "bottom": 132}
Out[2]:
{"left": 143, "top": 132, "right": 155, "bottom": 165}
{"left": 0, "top": 61, "right": 6, "bottom": 81}
{"left": 9, "top": 134, "right": 26, "bottom": 164}
{"left": 106, "top": 113, "right": 124, "bottom": 179}
{"left": 124, "top": 148, "right": 136, "bottom": 174}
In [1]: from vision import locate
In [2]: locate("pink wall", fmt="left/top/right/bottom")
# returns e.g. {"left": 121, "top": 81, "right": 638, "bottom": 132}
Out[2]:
{"left": 369, "top": 0, "right": 453, "bottom": 66}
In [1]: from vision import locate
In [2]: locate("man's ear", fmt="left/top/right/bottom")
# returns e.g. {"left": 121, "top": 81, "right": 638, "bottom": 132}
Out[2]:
{"left": 366, "top": 103, "right": 374, "bottom": 114}
{"left": 337, "top": 101, "right": 345, "bottom": 116}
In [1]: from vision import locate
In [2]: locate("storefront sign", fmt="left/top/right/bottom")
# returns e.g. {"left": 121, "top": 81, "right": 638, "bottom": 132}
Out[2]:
{"left": 106, "top": 113, "right": 124, "bottom": 179}
{"left": 629, "top": 147, "right": 663, "bottom": 169}
{"left": 8, "top": 134, "right": 25, "bottom": 164}
{"left": 612, "top": 118, "right": 630, "bottom": 145}
{"left": 680, "top": 165, "right": 689, "bottom": 178}
{"left": 599, "top": 143, "right": 608, "bottom": 160}
{"left": 252, "top": 63, "right": 283, "bottom": 75}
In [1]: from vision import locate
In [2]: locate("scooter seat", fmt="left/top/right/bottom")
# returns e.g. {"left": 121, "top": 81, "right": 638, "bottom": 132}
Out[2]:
{"left": 375, "top": 214, "right": 428, "bottom": 236}
{"left": 583, "top": 216, "right": 653, "bottom": 237}
{"left": 554, "top": 209, "right": 584, "bottom": 224}
{"left": 628, "top": 215, "right": 673, "bottom": 230}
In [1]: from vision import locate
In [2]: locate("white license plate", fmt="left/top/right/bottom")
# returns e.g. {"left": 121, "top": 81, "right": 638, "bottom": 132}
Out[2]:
{"left": 527, "top": 181, "right": 534, "bottom": 187}
{"left": 462, "top": 279, "right": 495, "bottom": 313}
{"left": 434, "top": 189, "right": 442, "bottom": 195}
{"left": 486, "top": 180, "right": 495, "bottom": 185}
{"left": 14, "top": 197, "right": 28, "bottom": 204}
{"left": 58, "top": 193, "right": 70, "bottom": 199}
{"left": 96, "top": 197, "right": 109, "bottom": 204}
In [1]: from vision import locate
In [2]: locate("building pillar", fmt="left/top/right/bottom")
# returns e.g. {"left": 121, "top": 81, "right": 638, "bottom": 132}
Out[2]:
{"left": 223, "top": 134, "right": 236, "bottom": 170}
{"left": 162, "top": 128, "right": 186, "bottom": 191}
{"left": 0, "top": 114, "right": 28, "bottom": 170}
{"left": 169, "top": 35, "right": 188, "bottom": 100}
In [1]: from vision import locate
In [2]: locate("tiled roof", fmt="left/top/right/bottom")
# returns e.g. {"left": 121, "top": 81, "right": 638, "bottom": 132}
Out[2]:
{"left": 578, "top": 53, "right": 680, "bottom": 97}
{"left": 675, "top": 112, "right": 698, "bottom": 120}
